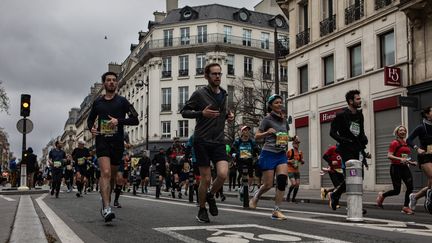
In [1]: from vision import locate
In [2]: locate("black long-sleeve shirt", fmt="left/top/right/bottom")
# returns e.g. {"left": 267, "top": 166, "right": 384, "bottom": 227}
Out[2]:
{"left": 330, "top": 108, "right": 368, "bottom": 152}
{"left": 407, "top": 121, "right": 432, "bottom": 149}
{"left": 87, "top": 94, "right": 139, "bottom": 142}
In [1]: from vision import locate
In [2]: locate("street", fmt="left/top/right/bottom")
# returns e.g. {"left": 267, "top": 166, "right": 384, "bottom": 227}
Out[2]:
{"left": 3, "top": 188, "right": 431, "bottom": 243}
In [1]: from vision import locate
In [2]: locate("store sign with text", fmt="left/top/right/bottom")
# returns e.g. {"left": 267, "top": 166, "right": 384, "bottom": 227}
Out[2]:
{"left": 320, "top": 108, "right": 344, "bottom": 123}
{"left": 384, "top": 66, "right": 401, "bottom": 86}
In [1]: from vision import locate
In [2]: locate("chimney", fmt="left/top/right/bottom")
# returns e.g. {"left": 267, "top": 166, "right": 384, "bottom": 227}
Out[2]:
{"left": 153, "top": 11, "right": 166, "bottom": 23}
{"left": 166, "top": 0, "right": 178, "bottom": 13}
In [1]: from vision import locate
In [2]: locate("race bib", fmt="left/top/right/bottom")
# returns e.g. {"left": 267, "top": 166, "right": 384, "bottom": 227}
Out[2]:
{"left": 427, "top": 145, "right": 432, "bottom": 154}
{"left": 275, "top": 132, "right": 289, "bottom": 148}
{"left": 77, "top": 158, "right": 85, "bottom": 165}
{"left": 239, "top": 149, "right": 252, "bottom": 159}
{"left": 100, "top": 119, "right": 117, "bottom": 135}
{"left": 293, "top": 160, "right": 299, "bottom": 169}
{"left": 66, "top": 165, "right": 73, "bottom": 170}
{"left": 350, "top": 122, "right": 360, "bottom": 137}
{"left": 401, "top": 153, "right": 408, "bottom": 159}
{"left": 53, "top": 161, "right": 62, "bottom": 168}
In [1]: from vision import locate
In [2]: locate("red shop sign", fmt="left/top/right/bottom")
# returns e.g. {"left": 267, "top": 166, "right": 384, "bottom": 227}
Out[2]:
{"left": 384, "top": 66, "right": 401, "bottom": 86}
{"left": 320, "top": 108, "right": 344, "bottom": 123}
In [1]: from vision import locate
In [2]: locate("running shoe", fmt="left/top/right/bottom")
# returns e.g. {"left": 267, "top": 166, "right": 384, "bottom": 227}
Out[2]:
{"left": 50, "top": 189, "right": 54, "bottom": 196}
{"left": 409, "top": 193, "right": 417, "bottom": 211}
{"left": 178, "top": 192, "right": 182, "bottom": 199}
{"left": 320, "top": 188, "right": 326, "bottom": 200}
{"left": 101, "top": 207, "right": 115, "bottom": 222}
{"left": 221, "top": 194, "right": 226, "bottom": 202}
{"left": 249, "top": 198, "right": 257, "bottom": 209}
{"left": 271, "top": 210, "right": 287, "bottom": 220}
{"left": 401, "top": 206, "right": 414, "bottom": 215}
{"left": 376, "top": 192, "right": 384, "bottom": 208}
{"left": 171, "top": 190, "right": 175, "bottom": 198}
{"left": 206, "top": 192, "right": 218, "bottom": 216}
{"left": 76, "top": 192, "right": 81, "bottom": 198}
{"left": 114, "top": 200, "right": 122, "bottom": 208}
{"left": 196, "top": 207, "right": 210, "bottom": 223}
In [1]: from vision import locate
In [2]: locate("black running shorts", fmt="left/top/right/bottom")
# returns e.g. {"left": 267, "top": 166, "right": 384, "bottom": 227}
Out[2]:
{"left": 95, "top": 137, "right": 124, "bottom": 166}
{"left": 193, "top": 142, "right": 227, "bottom": 167}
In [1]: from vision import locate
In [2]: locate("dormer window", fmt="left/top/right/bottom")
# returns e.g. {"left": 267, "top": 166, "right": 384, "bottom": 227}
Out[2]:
{"left": 234, "top": 8, "right": 251, "bottom": 22}
{"left": 180, "top": 6, "right": 198, "bottom": 21}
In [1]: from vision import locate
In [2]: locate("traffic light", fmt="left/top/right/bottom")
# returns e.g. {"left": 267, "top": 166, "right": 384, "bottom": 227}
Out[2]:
{"left": 20, "top": 94, "right": 31, "bottom": 117}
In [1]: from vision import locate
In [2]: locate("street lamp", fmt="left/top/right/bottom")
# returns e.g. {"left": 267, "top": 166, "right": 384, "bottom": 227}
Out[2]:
{"left": 270, "top": 15, "right": 285, "bottom": 95}
{"left": 135, "top": 76, "right": 149, "bottom": 151}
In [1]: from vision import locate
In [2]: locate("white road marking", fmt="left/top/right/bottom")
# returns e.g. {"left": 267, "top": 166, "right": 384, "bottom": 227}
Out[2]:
{"left": 0, "top": 195, "right": 16, "bottom": 201}
{"left": 36, "top": 193, "right": 84, "bottom": 243}
{"left": 154, "top": 224, "right": 350, "bottom": 243}
{"left": 122, "top": 195, "right": 432, "bottom": 237}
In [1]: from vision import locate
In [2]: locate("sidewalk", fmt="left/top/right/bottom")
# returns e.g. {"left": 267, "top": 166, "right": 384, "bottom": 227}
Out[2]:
{"left": 222, "top": 185, "right": 426, "bottom": 212}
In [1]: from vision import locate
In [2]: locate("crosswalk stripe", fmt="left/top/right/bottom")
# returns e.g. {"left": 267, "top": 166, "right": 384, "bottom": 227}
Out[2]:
{"left": 0, "top": 195, "right": 16, "bottom": 201}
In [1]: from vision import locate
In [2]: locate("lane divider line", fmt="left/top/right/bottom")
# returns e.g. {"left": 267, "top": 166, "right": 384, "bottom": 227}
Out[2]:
{"left": 0, "top": 195, "right": 16, "bottom": 201}
{"left": 36, "top": 193, "right": 84, "bottom": 243}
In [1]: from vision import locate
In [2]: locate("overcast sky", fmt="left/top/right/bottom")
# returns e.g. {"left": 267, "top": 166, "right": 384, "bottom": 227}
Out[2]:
{"left": 0, "top": 0, "right": 261, "bottom": 159}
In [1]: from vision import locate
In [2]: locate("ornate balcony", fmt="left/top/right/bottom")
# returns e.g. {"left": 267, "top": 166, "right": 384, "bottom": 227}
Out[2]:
{"left": 196, "top": 68, "right": 204, "bottom": 75}
{"left": 263, "top": 73, "right": 272, "bottom": 80}
{"left": 179, "top": 69, "right": 189, "bottom": 77}
{"left": 345, "top": 0, "right": 364, "bottom": 25}
{"left": 161, "top": 104, "right": 171, "bottom": 112}
{"left": 320, "top": 15, "right": 336, "bottom": 37}
{"left": 228, "top": 67, "right": 235, "bottom": 75}
{"left": 244, "top": 71, "right": 253, "bottom": 78}
{"left": 162, "top": 71, "right": 171, "bottom": 78}
{"left": 296, "top": 28, "right": 310, "bottom": 48}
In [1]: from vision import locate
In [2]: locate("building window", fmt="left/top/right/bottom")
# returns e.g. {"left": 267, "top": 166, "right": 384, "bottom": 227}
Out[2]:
{"left": 281, "top": 91, "right": 288, "bottom": 107}
{"left": 227, "top": 54, "right": 235, "bottom": 75}
{"left": 161, "top": 88, "right": 171, "bottom": 111}
{"left": 375, "top": 0, "right": 393, "bottom": 10}
{"left": 196, "top": 54, "right": 206, "bottom": 75}
{"left": 197, "top": 25, "right": 207, "bottom": 43}
{"left": 261, "top": 32, "right": 270, "bottom": 49}
{"left": 179, "top": 55, "right": 189, "bottom": 76}
{"left": 224, "top": 26, "right": 232, "bottom": 43}
{"left": 345, "top": 0, "right": 364, "bottom": 25}
{"left": 163, "top": 29, "right": 173, "bottom": 47}
{"left": 162, "top": 57, "right": 172, "bottom": 78}
{"left": 320, "top": 0, "right": 336, "bottom": 37}
{"left": 244, "top": 57, "right": 253, "bottom": 78}
{"left": 180, "top": 27, "right": 190, "bottom": 45}
{"left": 380, "top": 30, "right": 395, "bottom": 67}
{"left": 280, "top": 64, "right": 288, "bottom": 82}
{"left": 323, "top": 54, "right": 334, "bottom": 85}
{"left": 161, "top": 121, "right": 171, "bottom": 139}
{"left": 299, "top": 65, "right": 308, "bottom": 94}
{"left": 349, "top": 43, "right": 362, "bottom": 77}
{"left": 178, "top": 120, "right": 189, "bottom": 138}
{"left": 262, "top": 60, "right": 271, "bottom": 80}
{"left": 178, "top": 86, "right": 189, "bottom": 111}
{"left": 243, "top": 29, "right": 252, "bottom": 46}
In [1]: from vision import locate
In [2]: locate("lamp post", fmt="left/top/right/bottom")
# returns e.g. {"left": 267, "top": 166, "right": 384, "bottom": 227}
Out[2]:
{"left": 271, "top": 15, "right": 285, "bottom": 95}
{"left": 136, "top": 76, "right": 150, "bottom": 151}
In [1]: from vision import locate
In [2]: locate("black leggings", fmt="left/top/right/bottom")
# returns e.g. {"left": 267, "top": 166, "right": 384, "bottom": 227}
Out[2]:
{"left": 382, "top": 164, "right": 413, "bottom": 207}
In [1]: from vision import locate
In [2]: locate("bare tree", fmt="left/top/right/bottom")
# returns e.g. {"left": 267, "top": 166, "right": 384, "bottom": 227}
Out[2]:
{"left": 0, "top": 81, "right": 10, "bottom": 114}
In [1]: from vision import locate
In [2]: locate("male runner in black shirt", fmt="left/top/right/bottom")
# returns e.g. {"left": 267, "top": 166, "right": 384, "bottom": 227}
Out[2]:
{"left": 87, "top": 71, "right": 139, "bottom": 222}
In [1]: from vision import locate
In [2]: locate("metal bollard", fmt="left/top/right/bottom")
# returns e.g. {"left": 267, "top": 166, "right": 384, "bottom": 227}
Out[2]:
{"left": 155, "top": 169, "right": 160, "bottom": 199}
{"left": 345, "top": 159, "right": 363, "bottom": 222}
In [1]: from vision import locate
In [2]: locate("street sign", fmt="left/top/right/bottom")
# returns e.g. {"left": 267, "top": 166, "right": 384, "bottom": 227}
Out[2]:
{"left": 16, "top": 118, "right": 33, "bottom": 134}
{"left": 398, "top": 96, "right": 418, "bottom": 108}
{"left": 384, "top": 66, "right": 401, "bottom": 86}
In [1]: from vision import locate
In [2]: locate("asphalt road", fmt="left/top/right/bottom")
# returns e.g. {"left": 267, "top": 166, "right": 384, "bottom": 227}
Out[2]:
{"left": 30, "top": 189, "right": 432, "bottom": 243}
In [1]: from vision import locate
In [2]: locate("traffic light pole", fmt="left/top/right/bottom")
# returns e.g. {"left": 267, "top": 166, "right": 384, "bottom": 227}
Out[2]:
{"left": 18, "top": 117, "right": 29, "bottom": 191}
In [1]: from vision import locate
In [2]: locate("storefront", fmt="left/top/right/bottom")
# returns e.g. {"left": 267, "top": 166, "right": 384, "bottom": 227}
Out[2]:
{"left": 295, "top": 116, "right": 309, "bottom": 185}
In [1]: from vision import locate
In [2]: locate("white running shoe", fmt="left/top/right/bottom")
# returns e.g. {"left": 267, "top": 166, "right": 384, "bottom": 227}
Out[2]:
{"left": 101, "top": 207, "right": 115, "bottom": 222}
{"left": 409, "top": 193, "right": 417, "bottom": 211}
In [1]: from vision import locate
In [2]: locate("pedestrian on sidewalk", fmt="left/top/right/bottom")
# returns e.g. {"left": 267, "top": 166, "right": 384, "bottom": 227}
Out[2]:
{"left": 320, "top": 144, "right": 343, "bottom": 206}
{"left": 328, "top": 90, "right": 369, "bottom": 211}
{"left": 87, "top": 71, "right": 139, "bottom": 222}
{"left": 181, "top": 63, "right": 234, "bottom": 223}
{"left": 286, "top": 135, "right": 304, "bottom": 203}
{"left": 248, "top": 94, "right": 289, "bottom": 220}
{"left": 406, "top": 106, "right": 432, "bottom": 213}
{"left": 49, "top": 141, "right": 66, "bottom": 198}
{"left": 376, "top": 125, "right": 416, "bottom": 214}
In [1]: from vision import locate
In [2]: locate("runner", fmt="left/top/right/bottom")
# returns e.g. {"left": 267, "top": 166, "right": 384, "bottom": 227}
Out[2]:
{"left": 71, "top": 140, "right": 91, "bottom": 197}
{"left": 248, "top": 94, "right": 289, "bottom": 220}
{"left": 166, "top": 137, "right": 186, "bottom": 198}
{"left": 87, "top": 71, "right": 139, "bottom": 222}
{"left": 320, "top": 144, "right": 343, "bottom": 207}
{"left": 64, "top": 154, "right": 74, "bottom": 193}
{"left": 48, "top": 141, "right": 66, "bottom": 198}
{"left": 376, "top": 125, "right": 416, "bottom": 214}
{"left": 232, "top": 126, "right": 259, "bottom": 189}
{"left": 407, "top": 106, "right": 432, "bottom": 213}
{"left": 328, "top": 90, "right": 369, "bottom": 211}
{"left": 181, "top": 63, "right": 234, "bottom": 223}
{"left": 286, "top": 135, "right": 304, "bottom": 203}
{"left": 152, "top": 148, "right": 168, "bottom": 193}
{"left": 139, "top": 151, "right": 151, "bottom": 194}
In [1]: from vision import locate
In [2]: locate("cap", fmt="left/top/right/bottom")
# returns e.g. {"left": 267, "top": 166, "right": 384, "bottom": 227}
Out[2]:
{"left": 78, "top": 139, "right": 85, "bottom": 144}
{"left": 240, "top": 126, "right": 251, "bottom": 132}
{"left": 267, "top": 94, "right": 283, "bottom": 105}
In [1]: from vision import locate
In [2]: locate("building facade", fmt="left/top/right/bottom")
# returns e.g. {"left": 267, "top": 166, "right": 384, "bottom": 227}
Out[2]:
{"left": 117, "top": 1, "right": 289, "bottom": 155}
{"left": 276, "top": 0, "right": 420, "bottom": 190}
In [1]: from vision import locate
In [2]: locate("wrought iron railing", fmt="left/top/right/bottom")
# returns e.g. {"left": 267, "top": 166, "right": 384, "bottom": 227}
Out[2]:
{"left": 228, "top": 67, "right": 235, "bottom": 75}
{"left": 280, "top": 75, "right": 288, "bottom": 82}
{"left": 161, "top": 104, "right": 171, "bottom": 112}
{"left": 320, "top": 15, "right": 336, "bottom": 37}
{"left": 296, "top": 28, "right": 310, "bottom": 48}
{"left": 244, "top": 71, "right": 253, "bottom": 78}
{"left": 179, "top": 69, "right": 189, "bottom": 77}
{"left": 375, "top": 0, "right": 393, "bottom": 10}
{"left": 196, "top": 68, "right": 204, "bottom": 75}
{"left": 263, "top": 73, "right": 272, "bottom": 80}
{"left": 345, "top": 0, "right": 364, "bottom": 25}
{"left": 162, "top": 71, "right": 172, "bottom": 78}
